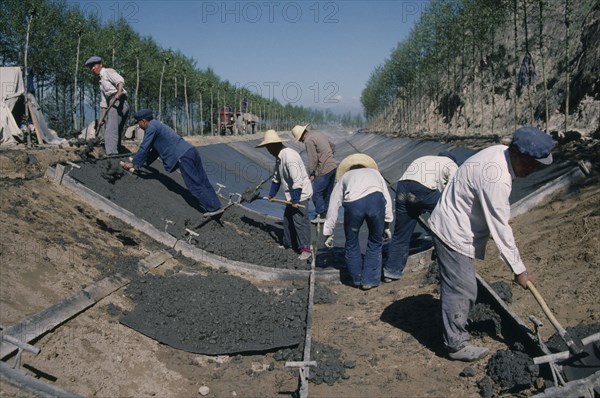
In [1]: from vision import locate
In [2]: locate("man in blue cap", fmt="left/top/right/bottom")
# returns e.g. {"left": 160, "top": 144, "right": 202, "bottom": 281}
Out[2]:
{"left": 85, "top": 55, "right": 129, "bottom": 156}
{"left": 383, "top": 151, "right": 458, "bottom": 283}
{"left": 428, "top": 126, "right": 554, "bottom": 362}
{"left": 121, "top": 109, "right": 223, "bottom": 217}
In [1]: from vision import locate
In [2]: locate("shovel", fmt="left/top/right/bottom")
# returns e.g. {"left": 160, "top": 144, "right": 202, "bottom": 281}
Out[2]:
{"left": 527, "top": 281, "right": 583, "bottom": 355}
{"left": 241, "top": 173, "right": 274, "bottom": 204}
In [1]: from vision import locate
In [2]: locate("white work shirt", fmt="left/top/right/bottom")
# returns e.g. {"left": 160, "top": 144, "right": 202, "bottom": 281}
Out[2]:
{"left": 273, "top": 147, "right": 313, "bottom": 202}
{"left": 323, "top": 168, "right": 393, "bottom": 236}
{"left": 429, "top": 145, "right": 526, "bottom": 275}
{"left": 99, "top": 67, "right": 127, "bottom": 108}
{"left": 400, "top": 155, "right": 458, "bottom": 191}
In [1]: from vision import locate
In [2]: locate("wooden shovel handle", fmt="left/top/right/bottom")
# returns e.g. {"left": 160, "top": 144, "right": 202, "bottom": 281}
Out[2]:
{"left": 527, "top": 281, "right": 582, "bottom": 354}
{"left": 263, "top": 197, "right": 306, "bottom": 208}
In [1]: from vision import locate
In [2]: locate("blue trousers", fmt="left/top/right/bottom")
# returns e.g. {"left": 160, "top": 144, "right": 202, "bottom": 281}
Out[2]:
{"left": 383, "top": 180, "right": 441, "bottom": 279}
{"left": 312, "top": 168, "right": 336, "bottom": 216}
{"left": 179, "top": 147, "right": 222, "bottom": 212}
{"left": 283, "top": 200, "right": 311, "bottom": 252}
{"left": 343, "top": 192, "right": 385, "bottom": 287}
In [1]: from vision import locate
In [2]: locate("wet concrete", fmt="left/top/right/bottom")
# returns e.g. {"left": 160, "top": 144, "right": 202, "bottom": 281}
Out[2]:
{"left": 121, "top": 273, "right": 308, "bottom": 354}
{"left": 66, "top": 131, "right": 577, "bottom": 272}
{"left": 486, "top": 345, "right": 539, "bottom": 392}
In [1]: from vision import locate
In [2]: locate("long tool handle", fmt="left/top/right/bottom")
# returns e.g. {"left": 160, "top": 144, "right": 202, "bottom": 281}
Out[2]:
{"left": 98, "top": 95, "right": 120, "bottom": 124}
{"left": 527, "top": 281, "right": 582, "bottom": 354}
{"left": 262, "top": 197, "right": 306, "bottom": 208}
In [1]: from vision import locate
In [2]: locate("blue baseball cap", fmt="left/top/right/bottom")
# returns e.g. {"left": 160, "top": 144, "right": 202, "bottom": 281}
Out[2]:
{"left": 512, "top": 127, "right": 554, "bottom": 165}
{"left": 133, "top": 109, "right": 154, "bottom": 121}
{"left": 84, "top": 56, "right": 102, "bottom": 66}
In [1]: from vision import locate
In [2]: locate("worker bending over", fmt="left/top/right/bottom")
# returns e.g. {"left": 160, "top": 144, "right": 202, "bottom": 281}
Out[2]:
{"left": 323, "top": 154, "right": 393, "bottom": 290}
{"left": 256, "top": 130, "right": 313, "bottom": 261}
{"left": 429, "top": 126, "right": 554, "bottom": 362}
{"left": 121, "top": 109, "right": 223, "bottom": 217}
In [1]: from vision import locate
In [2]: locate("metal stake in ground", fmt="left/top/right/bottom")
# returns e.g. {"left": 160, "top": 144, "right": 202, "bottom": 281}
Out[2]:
{"left": 286, "top": 213, "right": 320, "bottom": 397}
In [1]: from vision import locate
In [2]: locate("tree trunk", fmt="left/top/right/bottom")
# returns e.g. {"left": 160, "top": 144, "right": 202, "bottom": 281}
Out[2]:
{"left": 73, "top": 32, "right": 81, "bottom": 132}
{"left": 538, "top": 0, "right": 549, "bottom": 131}
{"left": 513, "top": 0, "right": 519, "bottom": 130}
{"left": 564, "top": 0, "right": 570, "bottom": 135}
{"left": 173, "top": 76, "right": 178, "bottom": 131}
{"left": 135, "top": 56, "right": 140, "bottom": 111}
{"left": 158, "top": 62, "right": 166, "bottom": 121}
{"left": 184, "top": 75, "right": 190, "bottom": 135}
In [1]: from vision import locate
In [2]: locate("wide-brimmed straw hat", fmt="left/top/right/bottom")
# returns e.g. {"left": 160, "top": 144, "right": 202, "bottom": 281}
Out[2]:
{"left": 256, "top": 129, "right": 289, "bottom": 148}
{"left": 291, "top": 124, "right": 310, "bottom": 141}
{"left": 336, "top": 153, "right": 378, "bottom": 181}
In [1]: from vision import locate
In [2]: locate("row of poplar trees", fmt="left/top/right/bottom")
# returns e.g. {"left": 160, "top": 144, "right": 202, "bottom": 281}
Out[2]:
{"left": 361, "top": 0, "right": 598, "bottom": 136}
{"left": 0, "top": 0, "right": 362, "bottom": 137}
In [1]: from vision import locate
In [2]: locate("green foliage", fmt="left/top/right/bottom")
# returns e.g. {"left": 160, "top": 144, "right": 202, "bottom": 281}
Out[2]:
{"left": 0, "top": 0, "right": 363, "bottom": 135}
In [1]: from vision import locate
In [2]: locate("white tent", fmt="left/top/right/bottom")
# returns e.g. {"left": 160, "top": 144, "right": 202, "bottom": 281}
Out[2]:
{"left": 0, "top": 66, "right": 66, "bottom": 146}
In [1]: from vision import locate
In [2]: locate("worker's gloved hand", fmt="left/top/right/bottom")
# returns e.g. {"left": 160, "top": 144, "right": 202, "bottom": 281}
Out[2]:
{"left": 267, "top": 195, "right": 274, "bottom": 201}
{"left": 324, "top": 235, "right": 334, "bottom": 248}
{"left": 383, "top": 228, "right": 392, "bottom": 241}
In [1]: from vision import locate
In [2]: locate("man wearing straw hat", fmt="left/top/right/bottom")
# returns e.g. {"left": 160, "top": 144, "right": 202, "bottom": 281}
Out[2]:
{"left": 428, "top": 126, "right": 554, "bottom": 362}
{"left": 322, "top": 154, "right": 393, "bottom": 290}
{"left": 292, "top": 124, "right": 337, "bottom": 224}
{"left": 382, "top": 151, "right": 458, "bottom": 283}
{"left": 256, "top": 130, "right": 313, "bottom": 261}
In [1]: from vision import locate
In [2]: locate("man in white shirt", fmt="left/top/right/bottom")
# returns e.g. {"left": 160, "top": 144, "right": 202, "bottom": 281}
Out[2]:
{"left": 383, "top": 151, "right": 458, "bottom": 282}
{"left": 323, "top": 154, "right": 393, "bottom": 290}
{"left": 256, "top": 130, "right": 313, "bottom": 261}
{"left": 85, "top": 56, "right": 129, "bottom": 156}
{"left": 428, "top": 127, "right": 554, "bottom": 362}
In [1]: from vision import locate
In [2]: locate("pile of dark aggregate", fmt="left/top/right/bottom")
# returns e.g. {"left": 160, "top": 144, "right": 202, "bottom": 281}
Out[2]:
{"left": 69, "top": 157, "right": 311, "bottom": 270}
{"left": 121, "top": 273, "right": 308, "bottom": 354}
{"left": 273, "top": 341, "right": 349, "bottom": 385}
{"left": 468, "top": 303, "right": 502, "bottom": 338}
{"left": 545, "top": 322, "right": 600, "bottom": 353}
{"left": 484, "top": 342, "right": 539, "bottom": 394}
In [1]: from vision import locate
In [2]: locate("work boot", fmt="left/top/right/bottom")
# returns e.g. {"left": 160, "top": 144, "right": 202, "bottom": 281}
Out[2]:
{"left": 310, "top": 216, "right": 325, "bottom": 224}
{"left": 448, "top": 345, "right": 489, "bottom": 362}
{"left": 204, "top": 208, "right": 224, "bottom": 219}
{"left": 298, "top": 251, "right": 312, "bottom": 261}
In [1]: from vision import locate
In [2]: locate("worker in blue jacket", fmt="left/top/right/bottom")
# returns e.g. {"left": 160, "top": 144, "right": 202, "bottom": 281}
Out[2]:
{"left": 121, "top": 109, "right": 223, "bottom": 216}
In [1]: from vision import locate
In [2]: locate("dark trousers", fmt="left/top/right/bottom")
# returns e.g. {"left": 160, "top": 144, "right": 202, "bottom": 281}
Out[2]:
{"left": 343, "top": 192, "right": 385, "bottom": 287}
{"left": 179, "top": 148, "right": 222, "bottom": 212}
{"left": 383, "top": 180, "right": 441, "bottom": 279}
{"left": 312, "top": 168, "right": 336, "bottom": 216}
{"left": 283, "top": 200, "right": 311, "bottom": 252}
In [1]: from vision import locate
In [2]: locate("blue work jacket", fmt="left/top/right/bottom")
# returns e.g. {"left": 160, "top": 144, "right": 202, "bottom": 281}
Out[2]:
{"left": 132, "top": 120, "right": 192, "bottom": 172}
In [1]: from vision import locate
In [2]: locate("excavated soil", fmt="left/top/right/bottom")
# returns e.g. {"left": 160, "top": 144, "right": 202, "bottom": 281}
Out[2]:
{"left": 1, "top": 133, "right": 599, "bottom": 397}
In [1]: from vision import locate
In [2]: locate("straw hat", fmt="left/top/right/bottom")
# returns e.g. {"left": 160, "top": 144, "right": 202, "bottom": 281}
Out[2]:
{"left": 336, "top": 154, "right": 378, "bottom": 181}
{"left": 256, "top": 129, "right": 289, "bottom": 148}
{"left": 291, "top": 124, "right": 310, "bottom": 141}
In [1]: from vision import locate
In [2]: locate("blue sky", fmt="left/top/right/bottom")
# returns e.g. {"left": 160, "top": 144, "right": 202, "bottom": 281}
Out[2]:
{"left": 72, "top": 1, "right": 425, "bottom": 114}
